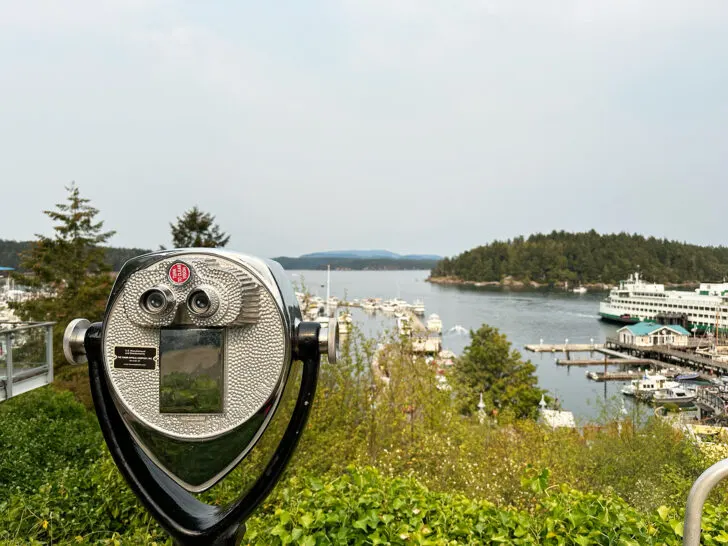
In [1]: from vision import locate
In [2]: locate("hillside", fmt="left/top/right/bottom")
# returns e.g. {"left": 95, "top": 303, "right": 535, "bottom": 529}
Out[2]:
{"left": 0, "top": 239, "right": 151, "bottom": 272}
{"left": 430, "top": 230, "right": 728, "bottom": 286}
{"left": 300, "top": 250, "right": 442, "bottom": 260}
{"left": 273, "top": 256, "right": 437, "bottom": 271}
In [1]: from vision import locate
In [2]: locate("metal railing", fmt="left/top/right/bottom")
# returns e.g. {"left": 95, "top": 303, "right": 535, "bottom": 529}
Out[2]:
{"left": 0, "top": 321, "right": 55, "bottom": 402}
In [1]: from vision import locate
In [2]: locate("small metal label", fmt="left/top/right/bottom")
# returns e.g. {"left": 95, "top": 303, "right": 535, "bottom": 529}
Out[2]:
{"left": 168, "top": 262, "right": 191, "bottom": 285}
{"left": 114, "top": 346, "right": 157, "bottom": 370}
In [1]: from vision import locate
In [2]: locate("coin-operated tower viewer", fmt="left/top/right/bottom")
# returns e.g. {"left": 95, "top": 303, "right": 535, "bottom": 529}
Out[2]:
{"left": 63, "top": 249, "right": 338, "bottom": 546}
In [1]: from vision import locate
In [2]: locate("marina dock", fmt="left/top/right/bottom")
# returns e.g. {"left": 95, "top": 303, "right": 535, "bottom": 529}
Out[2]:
{"left": 555, "top": 358, "right": 653, "bottom": 367}
{"left": 585, "top": 370, "right": 646, "bottom": 382}
{"left": 525, "top": 343, "right": 603, "bottom": 353}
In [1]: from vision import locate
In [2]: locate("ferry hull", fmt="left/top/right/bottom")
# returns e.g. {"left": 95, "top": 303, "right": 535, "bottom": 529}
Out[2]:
{"left": 598, "top": 312, "right": 640, "bottom": 325}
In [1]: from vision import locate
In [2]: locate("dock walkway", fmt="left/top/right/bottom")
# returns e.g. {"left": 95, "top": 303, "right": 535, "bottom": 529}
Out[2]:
{"left": 556, "top": 358, "right": 652, "bottom": 367}
{"left": 605, "top": 338, "right": 728, "bottom": 375}
{"left": 525, "top": 343, "right": 603, "bottom": 353}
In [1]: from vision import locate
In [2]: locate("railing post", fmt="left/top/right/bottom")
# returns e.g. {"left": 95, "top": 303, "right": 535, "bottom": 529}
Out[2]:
{"left": 684, "top": 459, "right": 728, "bottom": 545}
{"left": 6, "top": 332, "right": 12, "bottom": 399}
{"left": 45, "top": 324, "right": 53, "bottom": 384}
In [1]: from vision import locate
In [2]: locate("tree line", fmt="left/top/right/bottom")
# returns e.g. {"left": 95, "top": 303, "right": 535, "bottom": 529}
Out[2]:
{"left": 431, "top": 230, "right": 728, "bottom": 285}
{"left": 0, "top": 240, "right": 151, "bottom": 272}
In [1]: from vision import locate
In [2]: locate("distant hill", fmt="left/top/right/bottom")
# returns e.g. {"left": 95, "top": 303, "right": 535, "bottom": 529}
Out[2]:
{"left": 301, "top": 250, "right": 442, "bottom": 261}
{"left": 0, "top": 239, "right": 151, "bottom": 272}
{"left": 0, "top": 239, "right": 438, "bottom": 273}
{"left": 430, "top": 230, "right": 728, "bottom": 286}
{"left": 273, "top": 256, "right": 438, "bottom": 271}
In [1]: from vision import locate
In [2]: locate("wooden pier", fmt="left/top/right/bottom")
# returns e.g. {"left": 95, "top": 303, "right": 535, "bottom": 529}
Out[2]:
{"left": 585, "top": 370, "right": 643, "bottom": 382}
{"left": 556, "top": 358, "right": 653, "bottom": 367}
{"left": 604, "top": 337, "right": 728, "bottom": 375}
{"left": 525, "top": 343, "right": 603, "bottom": 353}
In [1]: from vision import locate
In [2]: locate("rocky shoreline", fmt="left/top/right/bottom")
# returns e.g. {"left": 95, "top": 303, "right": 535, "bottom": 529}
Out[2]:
{"left": 426, "top": 276, "right": 699, "bottom": 291}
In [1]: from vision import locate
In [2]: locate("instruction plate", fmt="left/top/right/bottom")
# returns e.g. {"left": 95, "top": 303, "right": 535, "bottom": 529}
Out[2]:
{"left": 114, "top": 346, "right": 157, "bottom": 370}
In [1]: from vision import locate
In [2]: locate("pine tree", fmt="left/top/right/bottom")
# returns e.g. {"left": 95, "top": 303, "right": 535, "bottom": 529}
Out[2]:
{"left": 10, "top": 183, "right": 116, "bottom": 368}
{"left": 169, "top": 206, "right": 230, "bottom": 248}
{"left": 453, "top": 324, "right": 544, "bottom": 419}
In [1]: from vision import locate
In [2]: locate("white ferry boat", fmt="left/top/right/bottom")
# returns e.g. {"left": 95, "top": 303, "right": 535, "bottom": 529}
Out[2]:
{"left": 599, "top": 271, "right": 728, "bottom": 334}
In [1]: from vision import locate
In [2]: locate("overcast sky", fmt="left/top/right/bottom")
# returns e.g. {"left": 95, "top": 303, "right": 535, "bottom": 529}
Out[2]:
{"left": 1, "top": 1, "right": 727, "bottom": 258}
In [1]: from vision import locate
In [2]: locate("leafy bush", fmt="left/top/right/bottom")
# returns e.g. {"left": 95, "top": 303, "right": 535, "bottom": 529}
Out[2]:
{"left": 0, "top": 388, "right": 102, "bottom": 493}
{"left": 247, "top": 467, "right": 728, "bottom": 545}
{"left": 0, "top": 334, "right": 725, "bottom": 544}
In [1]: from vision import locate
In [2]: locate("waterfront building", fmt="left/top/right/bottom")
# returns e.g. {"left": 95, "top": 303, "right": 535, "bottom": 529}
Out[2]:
{"left": 617, "top": 321, "right": 690, "bottom": 347}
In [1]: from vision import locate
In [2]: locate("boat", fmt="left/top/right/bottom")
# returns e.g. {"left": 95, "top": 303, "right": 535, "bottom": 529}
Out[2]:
{"left": 397, "top": 316, "right": 412, "bottom": 336}
{"left": 653, "top": 386, "right": 697, "bottom": 405}
{"left": 426, "top": 313, "right": 443, "bottom": 334}
{"left": 573, "top": 286, "right": 587, "bottom": 294}
{"left": 361, "top": 299, "right": 378, "bottom": 312}
{"left": 412, "top": 300, "right": 425, "bottom": 316}
{"left": 620, "top": 372, "right": 679, "bottom": 398}
{"left": 676, "top": 372, "right": 700, "bottom": 381}
{"left": 337, "top": 312, "right": 353, "bottom": 334}
{"left": 599, "top": 271, "right": 728, "bottom": 334}
{"left": 380, "top": 301, "right": 397, "bottom": 314}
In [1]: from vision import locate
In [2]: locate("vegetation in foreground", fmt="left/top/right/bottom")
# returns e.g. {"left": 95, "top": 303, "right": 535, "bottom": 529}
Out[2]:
{"left": 431, "top": 230, "right": 728, "bottom": 286}
{"left": 2, "top": 327, "right": 728, "bottom": 545}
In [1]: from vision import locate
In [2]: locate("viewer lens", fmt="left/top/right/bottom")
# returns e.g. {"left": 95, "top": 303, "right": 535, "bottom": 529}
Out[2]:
{"left": 188, "top": 290, "right": 211, "bottom": 314}
{"left": 141, "top": 289, "right": 170, "bottom": 314}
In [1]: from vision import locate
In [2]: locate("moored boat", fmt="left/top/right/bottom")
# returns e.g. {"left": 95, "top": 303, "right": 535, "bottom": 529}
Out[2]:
{"left": 653, "top": 386, "right": 697, "bottom": 406}
{"left": 426, "top": 313, "right": 443, "bottom": 334}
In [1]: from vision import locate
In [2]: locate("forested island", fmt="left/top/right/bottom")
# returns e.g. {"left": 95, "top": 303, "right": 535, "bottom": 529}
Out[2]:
{"left": 430, "top": 231, "right": 728, "bottom": 288}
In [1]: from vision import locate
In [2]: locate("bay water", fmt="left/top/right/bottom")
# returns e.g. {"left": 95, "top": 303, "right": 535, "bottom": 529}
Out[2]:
{"left": 287, "top": 269, "right": 629, "bottom": 422}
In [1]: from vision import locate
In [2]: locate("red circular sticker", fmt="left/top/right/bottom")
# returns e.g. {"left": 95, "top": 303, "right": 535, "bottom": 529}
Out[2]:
{"left": 168, "top": 262, "right": 191, "bottom": 285}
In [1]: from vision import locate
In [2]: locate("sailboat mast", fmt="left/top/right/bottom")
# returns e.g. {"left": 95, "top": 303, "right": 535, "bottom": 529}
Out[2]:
{"left": 326, "top": 265, "right": 331, "bottom": 317}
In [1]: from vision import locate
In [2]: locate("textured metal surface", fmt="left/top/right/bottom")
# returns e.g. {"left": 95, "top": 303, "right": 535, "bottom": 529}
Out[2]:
{"left": 103, "top": 254, "right": 286, "bottom": 440}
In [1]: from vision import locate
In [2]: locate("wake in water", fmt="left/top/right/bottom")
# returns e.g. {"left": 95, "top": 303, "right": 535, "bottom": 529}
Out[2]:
{"left": 446, "top": 325, "right": 469, "bottom": 336}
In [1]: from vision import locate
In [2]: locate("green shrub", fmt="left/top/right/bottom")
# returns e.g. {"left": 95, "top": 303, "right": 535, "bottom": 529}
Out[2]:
{"left": 0, "top": 388, "right": 103, "bottom": 493}
{"left": 245, "top": 466, "right": 728, "bottom": 545}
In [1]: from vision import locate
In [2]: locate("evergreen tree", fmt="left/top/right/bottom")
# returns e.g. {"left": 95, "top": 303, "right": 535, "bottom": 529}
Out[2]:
{"left": 9, "top": 183, "right": 116, "bottom": 367}
{"left": 453, "top": 324, "right": 544, "bottom": 419}
{"left": 169, "top": 206, "right": 230, "bottom": 248}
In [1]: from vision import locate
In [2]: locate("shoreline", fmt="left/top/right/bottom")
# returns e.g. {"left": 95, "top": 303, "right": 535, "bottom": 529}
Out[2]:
{"left": 426, "top": 276, "right": 700, "bottom": 291}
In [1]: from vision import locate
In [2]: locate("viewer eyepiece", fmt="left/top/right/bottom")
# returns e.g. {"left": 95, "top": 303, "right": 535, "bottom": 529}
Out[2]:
{"left": 187, "top": 287, "right": 216, "bottom": 316}
{"left": 140, "top": 286, "right": 173, "bottom": 314}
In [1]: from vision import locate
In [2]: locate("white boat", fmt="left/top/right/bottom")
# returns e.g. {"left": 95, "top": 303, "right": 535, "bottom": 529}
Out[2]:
{"left": 337, "top": 312, "right": 353, "bottom": 334}
{"left": 620, "top": 372, "right": 679, "bottom": 398}
{"left": 361, "top": 299, "right": 378, "bottom": 312}
{"left": 573, "top": 286, "right": 587, "bottom": 294}
{"left": 426, "top": 313, "right": 443, "bottom": 334}
{"left": 380, "top": 301, "right": 397, "bottom": 314}
{"left": 327, "top": 296, "right": 340, "bottom": 310}
{"left": 412, "top": 300, "right": 425, "bottom": 316}
{"left": 397, "top": 316, "right": 412, "bottom": 336}
{"left": 653, "top": 386, "right": 697, "bottom": 405}
{"left": 600, "top": 271, "right": 728, "bottom": 334}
